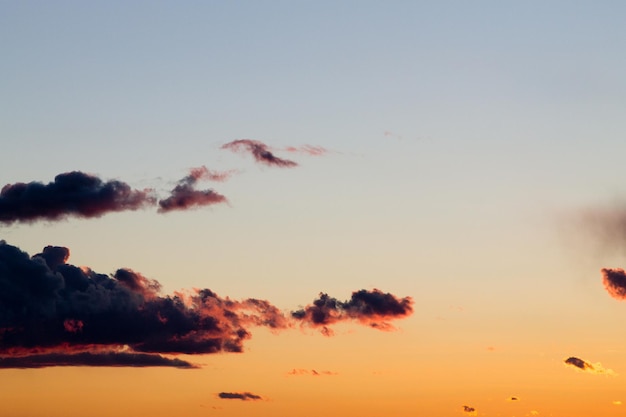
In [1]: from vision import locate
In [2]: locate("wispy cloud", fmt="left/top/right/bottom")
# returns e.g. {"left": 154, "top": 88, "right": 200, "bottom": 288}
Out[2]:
{"left": 281, "top": 145, "right": 329, "bottom": 156}
{"left": 291, "top": 289, "right": 413, "bottom": 336}
{"left": 218, "top": 392, "right": 262, "bottom": 401}
{"left": 221, "top": 139, "right": 298, "bottom": 168}
{"left": 0, "top": 171, "right": 155, "bottom": 224}
{"left": 564, "top": 356, "right": 616, "bottom": 375}
{"left": 158, "top": 166, "right": 228, "bottom": 212}
{"left": 287, "top": 368, "right": 338, "bottom": 376}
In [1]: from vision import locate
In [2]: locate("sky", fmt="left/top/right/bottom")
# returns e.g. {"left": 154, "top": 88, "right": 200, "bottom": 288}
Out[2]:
{"left": 2, "top": 1, "right": 626, "bottom": 416}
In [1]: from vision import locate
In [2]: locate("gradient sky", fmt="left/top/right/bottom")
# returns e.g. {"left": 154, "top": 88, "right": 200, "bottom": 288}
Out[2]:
{"left": 2, "top": 1, "right": 626, "bottom": 416}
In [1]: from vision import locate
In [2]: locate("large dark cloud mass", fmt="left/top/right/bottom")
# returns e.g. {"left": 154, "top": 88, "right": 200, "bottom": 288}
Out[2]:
{"left": 221, "top": 139, "right": 298, "bottom": 168}
{"left": 158, "top": 166, "right": 228, "bottom": 212}
{"left": 601, "top": 268, "right": 626, "bottom": 300}
{"left": 0, "top": 171, "right": 155, "bottom": 224}
{"left": 0, "top": 241, "right": 288, "bottom": 367}
{"left": 0, "top": 241, "right": 413, "bottom": 368}
{"left": 291, "top": 289, "right": 413, "bottom": 336}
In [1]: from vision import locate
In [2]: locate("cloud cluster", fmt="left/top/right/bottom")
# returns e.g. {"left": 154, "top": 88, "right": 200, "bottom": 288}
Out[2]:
{"left": 0, "top": 171, "right": 155, "bottom": 224}
{"left": 0, "top": 241, "right": 412, "bottom": 368}
{"left": 462, "top": 405, "right": 477, "bottom": 415}
{"left": 291, "top": 289, "right": 413, "bottom": 336}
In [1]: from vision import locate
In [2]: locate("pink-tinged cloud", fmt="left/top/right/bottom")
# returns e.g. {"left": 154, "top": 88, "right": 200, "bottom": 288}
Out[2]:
{"left": 564, "top": 356, "right": 616, "bottom": 375}
{"left": 0, "top": 171, "right": 156, "bottom": 224}
{"left": 282, "top": 145, "right": 329, "bottom": 156}
{"left": 287, "top": 368, "right": 337, "bottom": 376}
{"left": 291, "top": 289, "right": 413, "bottom": 335}
{"left": 158, "top": 167, "right": 228, "bottom": 212}
{"left": 601, "top": 268, "right": 626, "bottom": 300}
{"left": 221, "top": 139, "right": 298, "bottom": 168}
{"left": 218, "top": 392, "right": 262, "bottom": 401}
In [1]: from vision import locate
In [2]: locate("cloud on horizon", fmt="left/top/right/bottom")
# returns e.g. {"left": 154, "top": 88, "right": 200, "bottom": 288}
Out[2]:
{"left": 0, "top": 171, "right": 155, "bottom": 225}
{"left": 0, "top": 241, "right": 413, "bottom": 368}
{"left": 221, "top": 139, "right": 298, "bottom": 168}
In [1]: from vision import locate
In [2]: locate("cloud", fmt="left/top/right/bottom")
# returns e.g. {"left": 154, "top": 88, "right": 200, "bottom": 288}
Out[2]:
{"left": 221, "top": 139, "right": 298, "bottom": 168}
{"left": 218, "top": 392, "right": 262, "bottom": 401}
{"left": 282, "top": 145, "right": 329, "bottom": 156}
{"left": 0, "top": 241, "right": 290, "bottom": 367}
{"left": 158, "top": 166, "right": 228, "bottom": 212}
{"left": 462, "top": 405, "right": 477, "bottom": 415}
{"left": 0, "top": 241, "right": 412, "bottom": 368}
{"left": 564, "top": 356, "right": 616, "bottom": 375}
{"left": 0, "top": 351, "right": 196, "bottom": 369}
{"left": 601, "top": 268, "right": 626, "bottom": 300}
{"left": 287, "top": 368, "right": 337, "bottom": 376}
{"left": 291, "top": 289, "right": 413, "bottom": 336}
{"left": 507, "top": 396, "right": 519, "bottom": 401}
{"left": 0, "top": 171, "right": 155, "bottom": 224}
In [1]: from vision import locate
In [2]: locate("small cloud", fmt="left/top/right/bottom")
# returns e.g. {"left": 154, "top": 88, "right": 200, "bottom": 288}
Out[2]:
{"left": 564, "top": 356, "right": 616, "bottom": 375}
{"left": 221, "top": 139, "right": 298, "bottom": 168}
{"left": 601, "top": 268, "right": 626, "bottom": 300}
{"left": 282, "top": 145, "right": 329, "bottom": 156}
{"left": 507, "top": 396, "right": 519, "bottom": 401}
{"left": 287, "top": 368, "right": 337, "bottom": 376}
{"left": 291, "top": 289, "right": 413, "bottom": 335}
{"left": 462, "top": 405, "right": 477, "bottom": 415}
{"left": 217, "top": 392, "right": 262, "bottom": 401}
{"left": 158, "top": 166, "right": 228, "bottom": 212}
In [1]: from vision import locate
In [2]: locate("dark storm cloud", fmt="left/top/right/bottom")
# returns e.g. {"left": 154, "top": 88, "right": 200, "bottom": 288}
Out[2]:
{"left": 0, "top": 351, "right": 196, "bottom": 369}
{"left": 218, "top": 392, "right": 262, "bottom": 401}
{"left": 0, "top": 171, "right": 156, "bottom": 224}
{"left": 0, "top": 241, "right": 290, "bottom": 367}
{"left": 158, "top": 166, "right": 228, "bottom": 212}
{"left": 221, "top": 139, "right": 298, "bottom": 168}
{"left": 291, "top": 289, "right": 413, "bottom": 335}
{"left": 601, "top": 268, "right": 626, "bottom": 300}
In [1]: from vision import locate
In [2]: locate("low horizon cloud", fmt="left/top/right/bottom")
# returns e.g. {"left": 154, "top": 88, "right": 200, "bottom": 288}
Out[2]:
{"left": 221, "top": 139, "right": 298, "bottom": 168}
{"left": 0, "top": 171, "right": 156, "bottom": 225}
{"left": 0, "top": 241, "right": 413, "bottom": 368}
{"left": 287, "top": 368, "right": 337, "bottom": 376}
